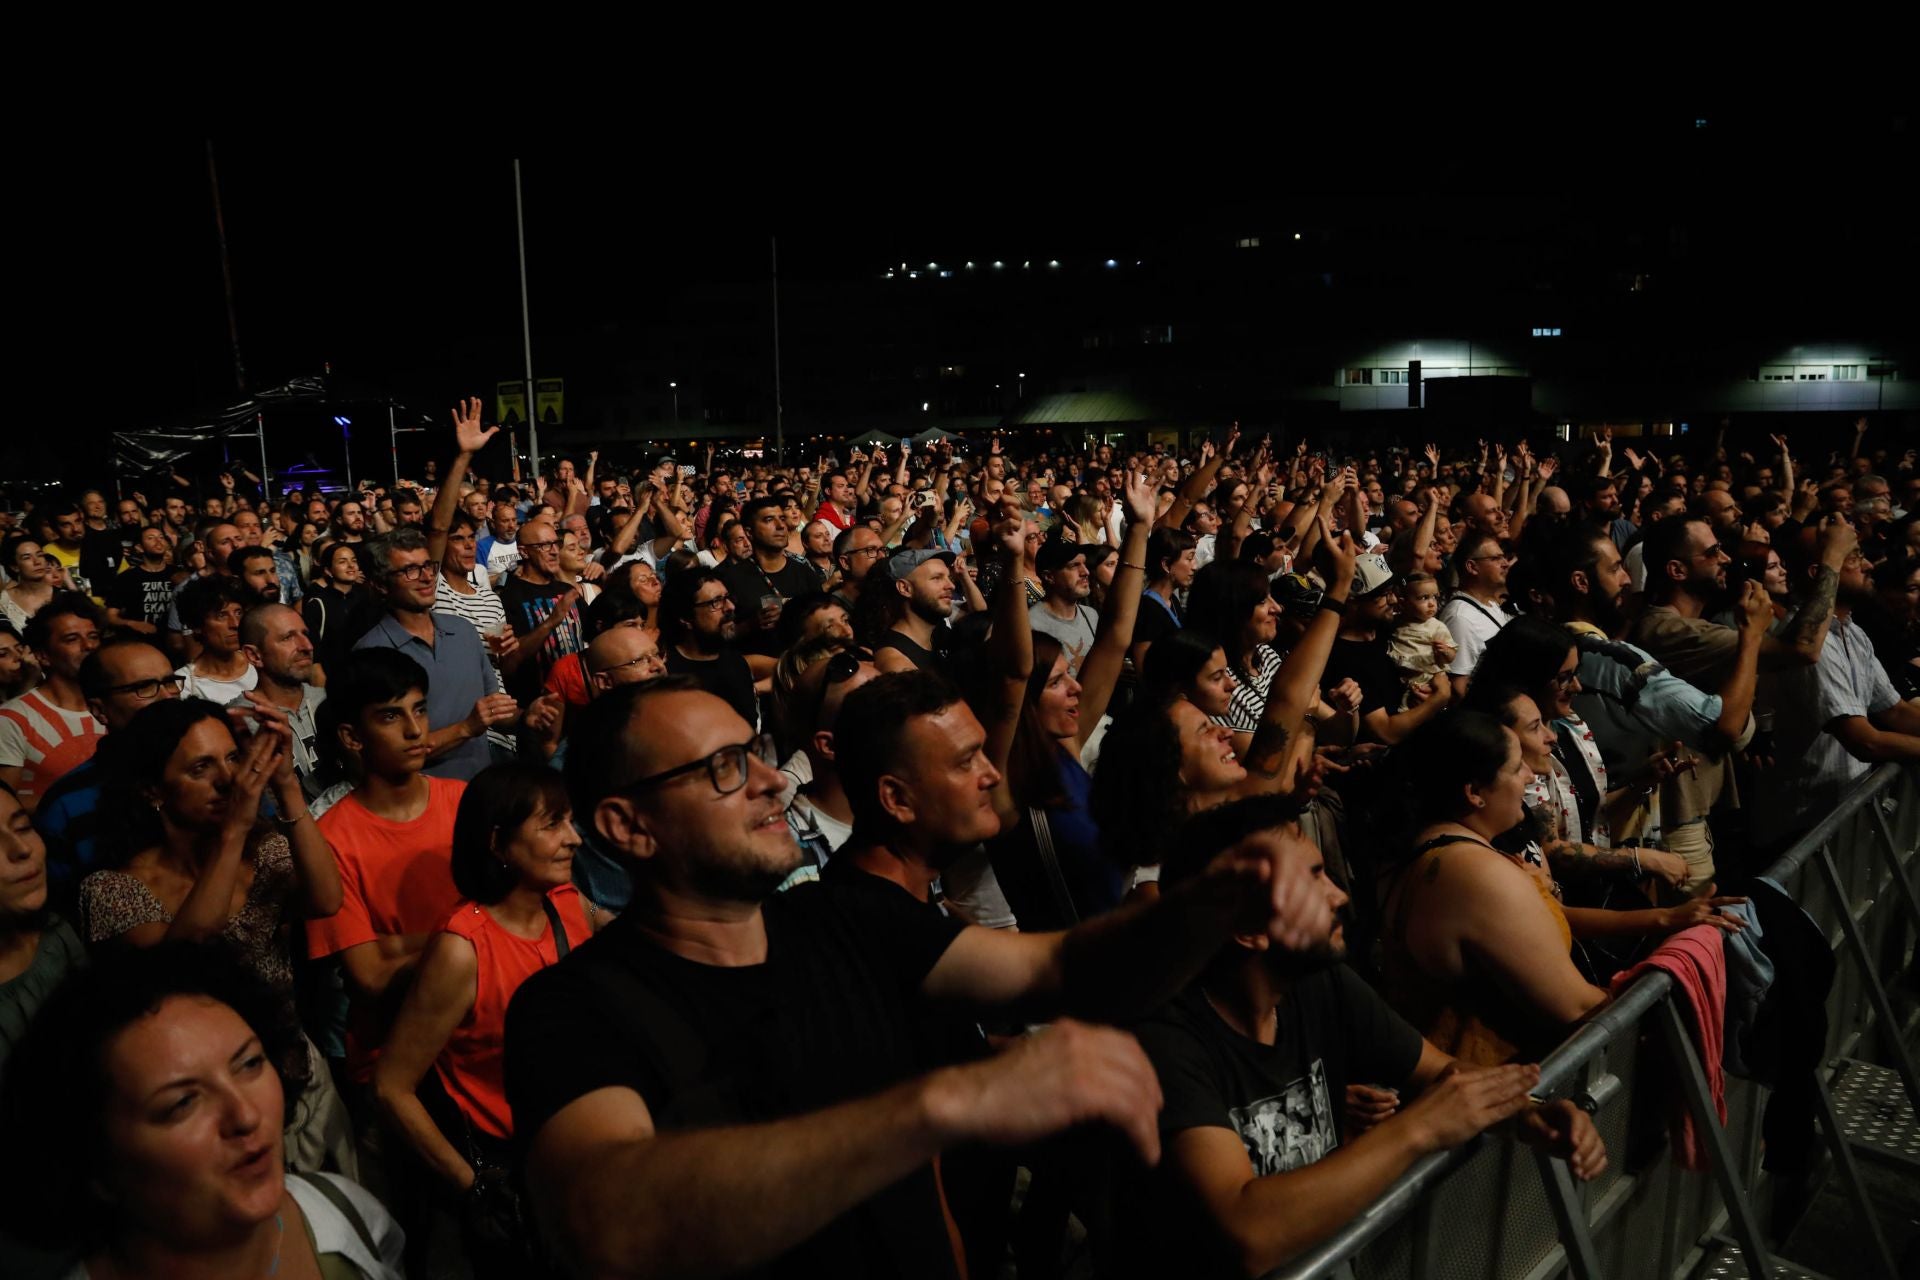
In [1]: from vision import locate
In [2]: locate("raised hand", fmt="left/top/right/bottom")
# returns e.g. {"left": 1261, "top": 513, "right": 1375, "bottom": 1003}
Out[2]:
{"left": 1424, "top": 442, "right": 1439, "bottom": 468}
{"left": 1622, "top": 447, "right": 1643, "bottom": 472}
{"left": 1314, "top": 517, "right": 1360, "bottom": 587}
{"left": 989, "top": 435, "right": 1003, "bottom": 456}
{"left": 1200, "top": 438, "right": 1217, "bottom": 462}
{"left": 1121, "top": 467, "right": 1157, "bottom": 525}
{"left": 451, "top": 397, "right": 498, "bottom": 455}
{"left": 1737, "top": 579, "right": 1773, "bottom": 632}
{"left": 1538, "top": 456, "right": 1559, "bottom": 482}
{"left": 226, "top": 712, "right": 290, "bottom": 832}
{"left": 1224, "top": 422, "right": 1242, "bottom": 456}
{"left": 1768, "top": 432, "right": 1789, "bottom": 456}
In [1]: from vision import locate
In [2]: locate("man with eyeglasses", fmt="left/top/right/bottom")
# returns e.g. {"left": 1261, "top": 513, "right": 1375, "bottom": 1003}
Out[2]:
{"left": 829, "top": 525, "right": 889, "bottom": 610}
{"left": 506, "top": 679, "right": 1334, "bottom": 1280}
{"left": 498, "top": 516, "right": 586, "bottom": 704}
{"left": 353, "top": 528, "right": 518, "bottom": 783}
{"left": 32, "top": 635, "right": 178, "bottom": 910}
{"left": 659, "top": 567, "right": 759, "bottom": 729}
{"left": 1438, "top": 529, "right": 1514, "bottom": 691}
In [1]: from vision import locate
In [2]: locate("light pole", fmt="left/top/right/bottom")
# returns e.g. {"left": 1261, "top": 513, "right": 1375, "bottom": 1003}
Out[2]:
{"left": 1017, "top": 372, "right": 1026, "bottom": 399}
{"left": 670, "top": 382, "right": 679, "bottom": 424}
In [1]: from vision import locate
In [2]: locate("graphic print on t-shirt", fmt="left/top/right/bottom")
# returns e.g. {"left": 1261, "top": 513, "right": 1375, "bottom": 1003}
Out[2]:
{"left": 1227, "top": 1058, "right": 1335, "bottom": 1175}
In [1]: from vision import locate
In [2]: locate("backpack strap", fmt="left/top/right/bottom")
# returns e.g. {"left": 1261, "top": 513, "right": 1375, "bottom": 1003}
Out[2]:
{"left": 1029, "top": 807, "right": 1081, "bottom": 927}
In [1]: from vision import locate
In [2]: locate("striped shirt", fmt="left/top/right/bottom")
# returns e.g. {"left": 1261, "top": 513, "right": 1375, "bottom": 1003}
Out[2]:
{"left": 0, "top": 690, "right": 104, "bottom": 804}
{"left": 1213, "top": 644, "right": 1283, "bottom": 734}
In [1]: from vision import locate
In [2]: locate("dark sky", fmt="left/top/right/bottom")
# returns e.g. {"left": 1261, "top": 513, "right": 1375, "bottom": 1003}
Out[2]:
{"left": 29, "top": 100, "right": 1912, "bottom": 479}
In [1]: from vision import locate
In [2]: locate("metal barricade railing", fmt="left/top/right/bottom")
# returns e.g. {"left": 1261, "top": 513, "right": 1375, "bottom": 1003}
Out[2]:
{"left": 1270, "top": 762, "right": 1920, "bottom": 1280}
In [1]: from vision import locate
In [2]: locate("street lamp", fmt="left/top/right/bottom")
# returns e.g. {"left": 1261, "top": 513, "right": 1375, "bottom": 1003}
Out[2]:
{"left": 1017, "top": 373, "right": 1026, "bottom": 399}
{"left": 670, "top": 382, "right": 679, "bottom": 424}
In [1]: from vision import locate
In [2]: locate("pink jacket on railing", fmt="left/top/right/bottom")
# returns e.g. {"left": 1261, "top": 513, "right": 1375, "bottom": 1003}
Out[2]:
{"left": 1610, "top": 924, "right": 1729, "bottom": 1171}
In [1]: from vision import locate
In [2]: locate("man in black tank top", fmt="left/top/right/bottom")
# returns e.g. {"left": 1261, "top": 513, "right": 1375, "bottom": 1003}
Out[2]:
{"left": 874, "top": 548, "right": 958, "bottom": 674}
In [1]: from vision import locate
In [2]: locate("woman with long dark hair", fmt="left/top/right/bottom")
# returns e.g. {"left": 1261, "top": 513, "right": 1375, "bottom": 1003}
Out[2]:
{"left": 1377, "top": 711, "right": 1608, "bottom": 1065}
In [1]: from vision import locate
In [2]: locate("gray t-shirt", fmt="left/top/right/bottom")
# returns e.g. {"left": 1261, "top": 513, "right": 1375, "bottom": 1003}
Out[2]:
{"left": 1029, "top": 601, "right": 1099, "bottom": 675}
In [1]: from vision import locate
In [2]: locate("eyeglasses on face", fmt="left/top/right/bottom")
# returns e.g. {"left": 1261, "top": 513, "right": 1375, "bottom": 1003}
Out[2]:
{"left": 519, "top": 539, "right": 560, "bottom": 552}
{"left": 392, "top": 562, "right": 439, "bottom": 582}
{"left": 105, "top": 672, "right": 187, "bottom": 701}
{"left": 694, "top": 593, "right": 735, "bottom": 613}
{"left": 623, "top": 734, "right": 778, "bottom": 797}
{"left": 592, "top": 649, "right": 666, "bottom": 678}
{"left": 1550, "top": 668, "right": 1581, "bottom": 689}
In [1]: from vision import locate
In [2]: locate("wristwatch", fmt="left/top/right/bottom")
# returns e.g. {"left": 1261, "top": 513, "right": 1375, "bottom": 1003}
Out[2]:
{"left": 1317, "top": 595, "right": 1349, "bottom": 617}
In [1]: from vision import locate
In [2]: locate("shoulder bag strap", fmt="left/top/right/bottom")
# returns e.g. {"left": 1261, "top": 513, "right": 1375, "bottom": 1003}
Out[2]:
{"left": 292, "top": 1172, "right": 379, "bottom": 1255}
{"left": 1029, "top": 807, "right": 1081, "bottom": 927}
{"left": 541, "top": 895, "right": 573, "bottom": 961}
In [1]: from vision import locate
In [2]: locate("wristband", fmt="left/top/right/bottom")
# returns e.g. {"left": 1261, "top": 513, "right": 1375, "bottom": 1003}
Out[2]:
{"left": 273, "top": 807, "right": 310, "bottom": 829}
{"left": 1317, "top": 595, "right": 1349, "bottom": 616}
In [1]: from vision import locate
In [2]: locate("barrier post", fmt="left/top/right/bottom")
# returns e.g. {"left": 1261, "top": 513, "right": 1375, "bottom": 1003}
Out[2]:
{"left": 1532, "top": 1147, "right": 1604, "bottom": 1280}
{"left": 1653, "top": 996, "right": 1774, "bottom": 1277}
{"left": 1814, "top": 845, "right": 1920, "bottom": 1110}
{"left": 1865, "top": 802, "right": 1920, "bottom": 931}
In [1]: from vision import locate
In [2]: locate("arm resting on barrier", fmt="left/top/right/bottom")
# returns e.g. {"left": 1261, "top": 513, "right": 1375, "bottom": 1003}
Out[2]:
{"left": 1828, "top": 710, "right": 1920, "bottom": 763}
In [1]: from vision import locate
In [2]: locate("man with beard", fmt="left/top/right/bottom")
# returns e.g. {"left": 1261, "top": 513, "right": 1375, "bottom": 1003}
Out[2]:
{"left": 1116, "top": 794, "right": 1603, "bottom": 1279}
{"left": 333, "top": 497, "right": 370, "bottom": 543}
{"left": 102, "top": 526, "right": 178, "bottom": 634}
{"left": 504, "top": 680, "right": 1337, "bottom": 1279}
{"left": 875, "top": 549, "right": 976, "bottom": 675}
{"left": 660, "top": 566, "right": 759, "bottom": 728}
{"left": 1527, "top": 526, "right": 1771, "bottom": 891}
{"left": 1631, "top": 515, "right": 1853, "bottom": 681}
{"left": 829, "top": 525, "right": 889, "bottom": 610}
{"left": 1028, "top": 540, "right": 1098, "bottom": 676}
{"left": 1750, "top": 539, "right": 1920, "bottom": 838}
{"left": 235, "top": 603, "right": 332, "bottom": 804}
{"left": 229, "top": 546, "right": 283, "bottom": 607}
{"left": 722, "top": 496, "right": 821, "bottom": 659}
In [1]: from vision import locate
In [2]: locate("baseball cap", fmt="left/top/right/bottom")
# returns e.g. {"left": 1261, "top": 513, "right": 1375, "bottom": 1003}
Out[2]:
{"left": 1035, "top": 539, "right": 1088, "bottom": 574}
{"left": 1272, "top": 573, "right": 1324, "bottom": 614}
{"left": 885, "top": 548, "right": 955, "bottom": 582}
{"left": 1351, "top": 552, "right": 1398, "bottom": 597}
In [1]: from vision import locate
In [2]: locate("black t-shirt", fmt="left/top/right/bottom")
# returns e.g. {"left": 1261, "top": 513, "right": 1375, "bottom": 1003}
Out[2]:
{"left": 498, "top": 574, "right": 586, "bottom": 701}
{"left": 1132, "top": 594, "right": 1180, "bottom": 656}
{"left": 721, "top": 557, "right": 823, "bottom": 657}
{"left": 105, "top": 568, "right": 177, "bottom": 627}
{"left": 1323, "top": 634, "right": 1402, "bottom": 723}
{"left": 81, "top": 526, "right": 127, "bottom": 586}
{"left": 665, "top": 646, "right": 760, "bottom": 729}
{"left": 1118, "top": 969, "right": 1423, "bottom": 1274}
{"left": 504, "top": 882, "right": 968, "bottom": 1280}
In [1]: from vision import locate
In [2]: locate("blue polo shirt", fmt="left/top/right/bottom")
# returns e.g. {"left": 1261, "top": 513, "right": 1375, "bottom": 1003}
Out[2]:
{"left": 353, "top": 610, "right": 502, "bottom": 781}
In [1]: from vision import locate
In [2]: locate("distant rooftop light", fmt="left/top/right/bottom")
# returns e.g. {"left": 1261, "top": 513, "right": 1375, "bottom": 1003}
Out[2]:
{"left": 1105, "top": 259, "right": 1117, "bottom": 268}
{"left": 1048, "top": 260, "right": 1060, "bottom": 268}
{"left": 992, "top": 261, "right": 1004, "bottom": 269}
{"left": 1294, "top": 233, "right": 1302, "bottom": 240}
{"left": 927, "top": 262, "right": 938, "bottom": 270}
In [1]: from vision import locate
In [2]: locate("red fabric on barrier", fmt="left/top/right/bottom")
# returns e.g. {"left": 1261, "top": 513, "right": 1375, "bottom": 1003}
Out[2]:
{"left": 1610, "top": 923, "right": 1728, "bottom": 1171}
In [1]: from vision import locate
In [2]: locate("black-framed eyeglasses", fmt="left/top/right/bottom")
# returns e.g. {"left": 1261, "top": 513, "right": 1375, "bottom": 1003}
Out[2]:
{"left": 843, "top": 545, "right": 890, "bottom": 561}
{"left": 392, "top": 562, "right": 439, "bottom": 582}
{"left": 519, "top": 539, "right": 559, "bottom": 552}
{"left": 1550, "top": 669, "right": 1581, "bottom": 689}
{"left": 624, "top": 734, "right": 778, "bottom": 797}
{"left": 694, "top": 593, "right": 735, "bottom": 613}
{"left": 1692, "top": 543, "right": 1725, "bottom": 561}
{"left": 104, "top": 673, "right": 188, "bottom": 701}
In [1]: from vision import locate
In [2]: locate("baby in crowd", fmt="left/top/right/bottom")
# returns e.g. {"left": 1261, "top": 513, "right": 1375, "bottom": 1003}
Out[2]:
{"left": 1386, "top": 572, "right": 1456, "bottom": 708}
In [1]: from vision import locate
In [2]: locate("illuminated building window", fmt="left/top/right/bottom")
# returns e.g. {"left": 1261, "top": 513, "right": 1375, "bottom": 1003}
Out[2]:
{"left": 1799, "top": 372, "right": 1826, "bottom": 381}
{"left": 1832, "top": 365, "right": 1861, "bottom": 381}
{"left": 1378, "top": 370, "right": 1409, "bottom": 385}
{"left": 1236, "top": 237, "right": 1261, "bottom": 249}
{"left": 1343, "top": 369, "right": 1372, "bottom": 386}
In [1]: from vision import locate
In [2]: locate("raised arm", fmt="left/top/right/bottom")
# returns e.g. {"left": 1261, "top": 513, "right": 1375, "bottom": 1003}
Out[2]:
{"left": 168, "top": 723, "right": 287, "bottom": 943}
{"left": 1074, "top": 471, "right": 1154, "bottom": 749}
{"left": 1159, "top": 424, "right": 1238, "bottom": 530}
{"left": 427, "top": 398, "right": 498, "bottom": 565}
{"left": 981, "top": 522, "right": 1036, "bottom": 828}
{"left": 1242, "top": 521, "right": 1357, "bottom": 781}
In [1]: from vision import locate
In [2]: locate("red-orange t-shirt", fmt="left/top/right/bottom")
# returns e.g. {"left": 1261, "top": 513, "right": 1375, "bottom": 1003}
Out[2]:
{"left": 307, "top": 777, "right": 467, "bottom": 1078}
{"left": 434, "top": 885, "right": 594, "bottom": 1139}
{"left": 543, "top": 651, "right": 592, "bottom": 709}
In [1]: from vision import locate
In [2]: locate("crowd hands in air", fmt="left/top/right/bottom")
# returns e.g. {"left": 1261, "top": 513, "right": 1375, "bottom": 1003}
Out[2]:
{"left": 0, "top": 400, "right": 1912, "bottom": 1279}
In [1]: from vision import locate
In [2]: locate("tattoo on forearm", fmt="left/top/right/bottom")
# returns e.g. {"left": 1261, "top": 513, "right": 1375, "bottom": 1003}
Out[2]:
{"left": 1789, "top": 565, "right": 1838, "bottom": 647}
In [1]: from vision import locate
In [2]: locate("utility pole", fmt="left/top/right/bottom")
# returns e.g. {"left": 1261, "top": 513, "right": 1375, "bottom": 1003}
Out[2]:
{"left": 771, "top": 235, "right": 785, "bottom": 467}
{"left": 206, "top": 140, "right": 247, "bottom": 396}
{"left": 514, "top": 158, "right": 541, "bottom": 480}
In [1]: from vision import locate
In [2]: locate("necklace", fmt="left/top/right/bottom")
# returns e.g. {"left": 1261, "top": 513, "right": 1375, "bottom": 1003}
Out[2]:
{"left": 266, "top": 1210, "right": 285, "bottom": 1276}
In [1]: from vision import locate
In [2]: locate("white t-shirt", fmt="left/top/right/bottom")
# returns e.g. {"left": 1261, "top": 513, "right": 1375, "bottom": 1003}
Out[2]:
{"left": 1624, "top": 540, "right": 1648, "bottom": 593}
{"left": 176, "top": 663, "right": 258, "bottom": 705}
{"left": 1436, "top": 594, "right": 1509, "bottom": 677}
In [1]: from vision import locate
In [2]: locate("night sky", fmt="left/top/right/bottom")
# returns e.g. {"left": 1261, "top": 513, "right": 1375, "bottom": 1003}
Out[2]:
{"left": 25, "top": 102, "right": 1912, "bottom": 486}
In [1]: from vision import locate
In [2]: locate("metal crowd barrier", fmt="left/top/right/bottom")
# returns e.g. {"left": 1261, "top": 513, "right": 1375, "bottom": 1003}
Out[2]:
{"left": 1270, "top": 762, "right": 1920, "bottom": 1280}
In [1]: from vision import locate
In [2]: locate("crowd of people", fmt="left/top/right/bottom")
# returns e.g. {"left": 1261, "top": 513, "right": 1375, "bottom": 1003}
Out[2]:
{"left": 0, "top": 399, "right": 1913, "bottom": 1279}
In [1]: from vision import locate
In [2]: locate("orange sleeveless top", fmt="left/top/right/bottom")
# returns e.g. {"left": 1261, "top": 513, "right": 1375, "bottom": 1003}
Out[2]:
{"left": 433, "top": 885, "right": 593, "bottom": 1140}
{"left": 1380, "top": 834, "right": 1573, "bottom": 1067}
